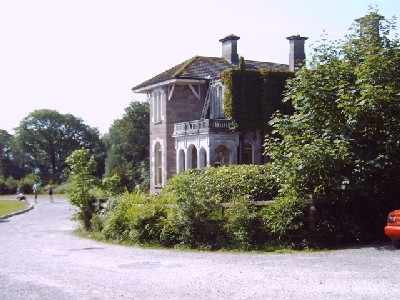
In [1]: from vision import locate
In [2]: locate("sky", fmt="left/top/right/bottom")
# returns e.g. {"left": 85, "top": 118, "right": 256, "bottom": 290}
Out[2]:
{"left": 0, "top": 0, "right": 398, "bottom": 135}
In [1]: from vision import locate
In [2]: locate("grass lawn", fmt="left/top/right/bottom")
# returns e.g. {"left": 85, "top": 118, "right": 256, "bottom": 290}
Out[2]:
{"left": 0, "top": 200, "right": 29, "bottom": 217}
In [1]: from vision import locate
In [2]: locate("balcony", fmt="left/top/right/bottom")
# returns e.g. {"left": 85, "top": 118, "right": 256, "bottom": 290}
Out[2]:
{"left": 173, "top": 119, "right": 233, "bottom": 136}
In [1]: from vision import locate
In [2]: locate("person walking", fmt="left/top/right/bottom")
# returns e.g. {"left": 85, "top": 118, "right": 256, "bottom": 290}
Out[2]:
{"left": 47, "top": 183, "right": 54, "bottom": 203}
{"left": 32, "top": 183, "right": 38, "bottom": 203}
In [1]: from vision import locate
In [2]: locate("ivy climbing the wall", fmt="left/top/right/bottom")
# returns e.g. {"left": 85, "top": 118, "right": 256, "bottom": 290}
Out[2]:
{"left": 221, "top": 69, "right": 293, "bottom": 133}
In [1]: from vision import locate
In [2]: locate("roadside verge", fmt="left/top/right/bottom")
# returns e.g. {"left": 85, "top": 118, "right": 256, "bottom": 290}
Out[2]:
{"left": 0, "top": 202, "right": 34, "bottom": 220}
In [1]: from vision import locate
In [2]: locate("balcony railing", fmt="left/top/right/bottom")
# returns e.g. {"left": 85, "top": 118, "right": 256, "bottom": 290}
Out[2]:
{"left": 173, "top": 119, "right": 233, "bottom": 136}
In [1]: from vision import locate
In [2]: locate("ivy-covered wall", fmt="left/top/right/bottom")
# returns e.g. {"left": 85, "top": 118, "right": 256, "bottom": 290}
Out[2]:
{"left": 221, "top": 69, "right": 293, "bottom": 132}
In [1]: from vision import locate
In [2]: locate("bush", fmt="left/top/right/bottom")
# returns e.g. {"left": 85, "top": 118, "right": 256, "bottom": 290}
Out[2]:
{"left": 97, "top": 165, "right": 289, "bottom": 250}
{"left": 102, "top": 191, "right": 166, "bottom": 244}
{"left": 262, "top": 196, "right": 307, "bottom": 248}
{"left": 163, "top": 164, "right": 279, "bottom": 203}
{"left": 224, "top": 197, "right": 266, "bottom": 250}
{"left": 164, "top": 192, "right": 226, "bottom": 250}
{"left": 18, "top": 174, "right": 41, "bottom": 194}
{"left": 97, "top": 165, "right": 322, "bottom": 250}
{"left": 0, "top": 176, "right": 19, "bottom": 195}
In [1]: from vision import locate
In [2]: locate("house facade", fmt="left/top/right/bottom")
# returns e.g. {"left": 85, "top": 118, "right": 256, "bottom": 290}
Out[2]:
{"left": 132, "top": 34, "right": 307, "bottom": 194}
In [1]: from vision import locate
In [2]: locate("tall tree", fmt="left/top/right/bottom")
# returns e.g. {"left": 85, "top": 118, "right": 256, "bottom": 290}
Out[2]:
{"left": 14, "top": 109, "right": 105, "bottom": 183}
{"left": 265, "top": 10, "right": 400, "bottom": 241}
{"left": 0, "top": 129, "right": 29, "bottom": 179}
{"left": 103, "top": 101, "right": 149, "bottom": 190}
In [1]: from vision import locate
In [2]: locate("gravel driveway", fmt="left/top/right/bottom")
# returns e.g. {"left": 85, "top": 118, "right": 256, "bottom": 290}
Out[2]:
{"left": 0, "top": 196, "right": 398, "bottom": 300}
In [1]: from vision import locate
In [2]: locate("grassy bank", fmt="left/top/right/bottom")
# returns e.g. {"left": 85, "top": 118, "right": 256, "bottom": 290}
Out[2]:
{"left": 0, "top": 200, "right": 29, "bottom": 217}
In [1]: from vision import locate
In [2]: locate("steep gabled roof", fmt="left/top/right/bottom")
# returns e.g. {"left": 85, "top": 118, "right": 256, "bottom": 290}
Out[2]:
{"left": 132, "top": 56, "right": 289, "bottom": 92}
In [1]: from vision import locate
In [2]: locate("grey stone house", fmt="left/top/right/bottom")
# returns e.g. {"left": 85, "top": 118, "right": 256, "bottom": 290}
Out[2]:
{"left": 132, "top": 34, "right": 307, "bottom": 194}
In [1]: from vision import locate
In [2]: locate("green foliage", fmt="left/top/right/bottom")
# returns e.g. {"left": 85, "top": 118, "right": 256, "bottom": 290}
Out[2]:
{"left": 103, "top": 101, "right": 150, "bottom": 191}
{"left": 264, "top": 10, "right": 400, "bottom": 243}
{"left": 163, "top": 164, "right": 279, "bottom": 202}
{"left": 0, "top": 174, "right": 41, "bottom": 195}
{"left": 101, "top": 174, "right": 125, "bottom": 195}
{"left": 95, "top": 165, "right": 283, "bottom": 250}
{"left": 221, "top": 69, "right": 293, "bottom": 132}
{"left": 0, "top": 130, "right": 28, "bottom": 179}
{"left": 0, "top": 176, "right": 19, "bottom": 195}
{"left": 239, "top": 56, "right": 245, "bottom": 71}
{"left": 262, "top": 197, "right": 307, "bottom": 247}
{"left": 101, "top": 191, "right": 167, "bottom": 244}
{"left": 159, "top": 165, "right": 279, "bottom": 249}
{"left": 18, "top": 174, "right": 41, "bottom": 194}
{"left": 224, "top": 197, "right": 266, "bottom": 250}
{"left": 14, "top": 109, "right": 104, "bottom": 183}
{"left": 66, "top": 148, "right": 98, "bottom": 229}
{"left": 164, "top": 190, "right": 226, "bottom": 250}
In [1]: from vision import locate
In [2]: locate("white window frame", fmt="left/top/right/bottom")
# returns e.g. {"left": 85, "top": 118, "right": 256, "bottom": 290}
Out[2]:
{"left": 153, "top": 89, "right": 163, "bottom": 123}
{"left": 154, "top": 142, "right": 163, "bottom": 186}
{"left": 211, "top": 82, "right": 225, "bottom": 119}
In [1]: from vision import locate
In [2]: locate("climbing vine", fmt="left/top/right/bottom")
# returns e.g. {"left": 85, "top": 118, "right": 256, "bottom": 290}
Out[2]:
{"left": 221, "top": 69, "right": 293, "bottom": 132}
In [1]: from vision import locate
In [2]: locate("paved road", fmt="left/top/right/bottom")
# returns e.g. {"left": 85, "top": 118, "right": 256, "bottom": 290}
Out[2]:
{"left": 0, "top": 197, "right": 399, "bottom": 300}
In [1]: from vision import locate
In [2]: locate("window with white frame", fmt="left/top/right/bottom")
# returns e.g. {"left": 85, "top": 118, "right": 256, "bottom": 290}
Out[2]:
{"left": 153, "top": 90, "right": 162, "bottom": 123}
{"left": 211, "top": 83, "right": 224, "bottom": 119}
{"left": 155, "top": 142, "right": 162, "bottom": 186}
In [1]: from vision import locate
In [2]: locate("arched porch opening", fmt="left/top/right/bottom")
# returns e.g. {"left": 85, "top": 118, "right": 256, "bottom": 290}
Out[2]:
{"left": 187, "top": 144, "right": 198, "bottom": 169}
{"left": 198, "top": 147, "right": 207, "bottom": 168}
{"left": 178, "top": 149, "right": 185, "bottom": 173}
{"left": 214, "top": 144, "right": 230, "bottom": 167}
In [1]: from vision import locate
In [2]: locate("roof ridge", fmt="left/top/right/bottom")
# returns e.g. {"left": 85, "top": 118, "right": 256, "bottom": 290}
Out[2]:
{"left": 173, "top": 56, "right": 201, "bottom": 77}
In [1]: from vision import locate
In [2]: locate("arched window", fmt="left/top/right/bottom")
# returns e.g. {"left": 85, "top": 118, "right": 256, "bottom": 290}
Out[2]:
{"left": 243, "top": 142, "right": 253, "bottom": 164}
{"left": 155, "top": 142, "right": 162, "bottom": 186}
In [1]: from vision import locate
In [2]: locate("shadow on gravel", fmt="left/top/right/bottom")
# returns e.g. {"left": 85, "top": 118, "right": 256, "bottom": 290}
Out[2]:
{"left": 374, "top": 243, "right": 399, "bottom": 251}
{"left": 339, "top": 241, "right": 398, "bottom": 252}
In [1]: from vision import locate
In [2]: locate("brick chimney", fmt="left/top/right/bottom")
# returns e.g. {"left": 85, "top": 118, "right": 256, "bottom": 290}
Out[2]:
{"left": 286, "top": 35, "right": 308, "bottom": 71}
{"left": 219, "top": 34, "right": 240, "bottom": 65}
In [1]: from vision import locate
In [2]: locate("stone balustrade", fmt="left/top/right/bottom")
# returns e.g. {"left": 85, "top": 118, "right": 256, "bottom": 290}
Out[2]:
{"left": 173, "top": 119, "right": 232, "bottom": 136}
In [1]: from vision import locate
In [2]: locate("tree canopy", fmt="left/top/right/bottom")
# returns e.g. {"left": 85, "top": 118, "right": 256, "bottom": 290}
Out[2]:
{"left": 14, "top": 109, "right": 105, "bottom": 183}
{"left": 103, "top": 101, "right": 149, "bottom": 191}
{"left": 264, "top": 10, "right": 400, "bottom": 241}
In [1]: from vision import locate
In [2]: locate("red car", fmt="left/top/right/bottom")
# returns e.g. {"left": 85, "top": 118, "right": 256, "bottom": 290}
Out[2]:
{"left": 384, "top": 210, "right": 400, "bottom": 248}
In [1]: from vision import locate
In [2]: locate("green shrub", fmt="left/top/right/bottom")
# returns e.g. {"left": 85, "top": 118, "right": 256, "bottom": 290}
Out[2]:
{"left": 163, "top": 164, "right": 279, "bottom": 203}
{"left": 167, "top": 193, "right": 225, "bottom": 250}
{"left": 18, "top": 174, "right": 41, "bottom": 194}
{"left": 224, "top": 197, "right": 266, "bottom": 250}
{"left": 66, "top": 148, "right": 98, "bottom": 230}
{"left": 262, "top": 196, "right": 307, "bottom": 248}
{"left": 102, "top": 191, "right": 167, "bottom": 245}
{"left": 158, "top": 164, "right": 279, "bottom": 249}
{"left": 0, "top": 176, "right": 19, "bottom": 195}
{"left": 97, "top": 164, "right": 317, "bottom": 250}
{"left": 0, "top": 177, "right": 10, "bottom": 194}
